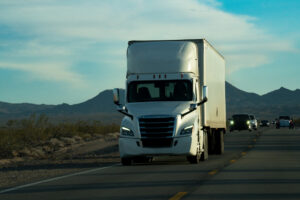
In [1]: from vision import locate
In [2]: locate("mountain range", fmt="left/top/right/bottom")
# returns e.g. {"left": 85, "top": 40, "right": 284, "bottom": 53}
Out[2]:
{"left": 0, "top": 82, "right": 299, "bottom": 125}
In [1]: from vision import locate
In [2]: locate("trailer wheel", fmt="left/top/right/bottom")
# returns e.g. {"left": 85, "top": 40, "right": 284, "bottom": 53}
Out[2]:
{"left": 121, "top": 157, "right": 132, "bottom": 166}
{"left": 215, "top": 130, "right": 224, "bottom": 155}
{"left": 200, "top": 130, "right": 208, "bottom": 161}
{"left": 208, "top": 129, "right": 215, "bottom": 154}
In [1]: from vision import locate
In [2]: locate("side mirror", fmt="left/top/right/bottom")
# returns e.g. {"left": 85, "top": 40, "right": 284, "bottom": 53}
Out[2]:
{"left": 202, "top": 85, "right": 208, "bottom": 99}
{"left": 113, "top": 88, "right": 120, "bottom": 105}
{"left": 197, "top": 86, "right": 208, "bottom": 106}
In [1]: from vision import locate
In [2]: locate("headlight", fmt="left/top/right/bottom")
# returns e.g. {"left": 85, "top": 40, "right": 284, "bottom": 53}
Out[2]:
{"left": 121, "top": 127, "right": 134, "bottom": 136}
{"left": 230, "top": 120, "right": 234, "bottom": 125}
{"left": 180, "top": 125, "right": 194, "bottom": 135}
{"left": 246, "top": 120, "right": 250, "bottom": 125}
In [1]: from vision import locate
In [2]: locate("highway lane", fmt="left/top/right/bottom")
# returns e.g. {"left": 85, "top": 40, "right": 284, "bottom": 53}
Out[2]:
{"left": 186, "top": 128, "right": 300, "bottom": 200}
{"left": 2, "top": 128, "right": 299, "bottom": 200}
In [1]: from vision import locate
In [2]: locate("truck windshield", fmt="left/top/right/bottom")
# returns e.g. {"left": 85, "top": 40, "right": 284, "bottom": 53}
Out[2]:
{"left": 127, "top": 80, "right": 193, "bottom": 102}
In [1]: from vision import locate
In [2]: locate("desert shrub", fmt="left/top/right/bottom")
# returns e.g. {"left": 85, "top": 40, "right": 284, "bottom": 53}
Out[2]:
{"left": 0, "top": 114, "right": 119, "bottom": 158}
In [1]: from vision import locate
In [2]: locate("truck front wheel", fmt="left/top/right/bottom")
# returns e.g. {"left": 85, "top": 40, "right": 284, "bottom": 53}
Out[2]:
{"left": 121, "top": 157, "right": 132, "bottom": 166}
{"left": 200, "top": 130, "right": 208, "bottom": 161}
{"left": 187, "top": 148, "right": 201, "bottom": 164}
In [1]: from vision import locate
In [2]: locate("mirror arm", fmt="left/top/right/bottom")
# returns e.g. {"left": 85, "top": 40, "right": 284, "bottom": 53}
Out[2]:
{"left": 182, "top": 97, "right": 208, "bottom": 118}
{"left": 181, "top": 108, "right": 196, "bottom": 118}
{"left": 197, "top": 97, "right": 208, "bottom": 106}
{"left": 117, "top": 109, "right": 133, "bottom": 120}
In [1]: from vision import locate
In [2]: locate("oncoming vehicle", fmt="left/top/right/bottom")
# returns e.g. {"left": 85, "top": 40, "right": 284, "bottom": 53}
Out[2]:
{"left": 229, "top": 114, "right": 252, "bottom": 132}
{"left": 249, "top": 115, "right": 258, "bottom": 130}
{"left": 277, "top": 116, "right": 291, "bottom": 128}
{"left": 260, "top": 120, "right": 270, "bottom": 127}
{"left": 113, "top": 39, "right": 226, "bottom": 165}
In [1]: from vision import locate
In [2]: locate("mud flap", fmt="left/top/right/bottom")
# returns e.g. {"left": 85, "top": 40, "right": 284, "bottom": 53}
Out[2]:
{"left": 208, "top": 129, "right": 224, "bottom": 155}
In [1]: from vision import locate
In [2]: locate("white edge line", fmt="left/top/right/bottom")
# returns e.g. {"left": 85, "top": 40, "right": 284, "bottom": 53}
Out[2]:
{"left": 0, "top": 163, "right": 119, "bottom": 194}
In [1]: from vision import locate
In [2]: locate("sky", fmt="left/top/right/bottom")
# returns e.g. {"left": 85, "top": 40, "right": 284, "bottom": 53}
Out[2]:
{"left": 0, "top": 0, "right": 299, "bottom": 104}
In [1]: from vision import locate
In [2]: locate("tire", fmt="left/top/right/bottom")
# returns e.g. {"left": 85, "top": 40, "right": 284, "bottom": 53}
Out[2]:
{"left": 134, "top": 156, "right": 153, "bottom": 164}
{"left": 215, "top": 130, "right": 224, "bottom": 155}
{"left": 200, "top": 130, "right": 208, "bottom": 161}
{"left": 208, "top": 129, "right": 215, "bottom": 154}
{"left": 121, "top": 157, "right": 132, "bottom": 166}
{"left": 187, "top": 148, "right": 200, "bottom": 164}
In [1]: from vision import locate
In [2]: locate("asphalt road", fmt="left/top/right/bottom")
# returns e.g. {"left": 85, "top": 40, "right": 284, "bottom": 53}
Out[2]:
{"left": 1, "top": 127, "right": 300, "bottom": 200}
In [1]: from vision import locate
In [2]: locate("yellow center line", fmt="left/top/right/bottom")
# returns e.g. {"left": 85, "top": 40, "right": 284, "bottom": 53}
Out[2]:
{"left": 169, "top": 192, "right": 188, "bottom": 200}
{"left": 241, "top": 152, "right": 247, "bottom": 156}
{"left": 248, "top": 145, "right": 253, "bottom": 148}
{"left": 230, "top": 159, "right": 236, "bottom": 164}
{"left": 208, "top": 169, "right": 218, "bottom": 175}
{"left": 253, "top": 138, "right": 257, "bottom": 142}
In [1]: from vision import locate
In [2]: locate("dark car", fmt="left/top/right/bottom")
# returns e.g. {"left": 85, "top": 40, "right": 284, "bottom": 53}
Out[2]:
{"left": 277, "top": 116, "right": 291, "bottom": 128}
{"left": 260, "top": 120, "right": 270, "bottom": 127}
{"left": 229, "top": 114, "right": 252, "bottom": 132}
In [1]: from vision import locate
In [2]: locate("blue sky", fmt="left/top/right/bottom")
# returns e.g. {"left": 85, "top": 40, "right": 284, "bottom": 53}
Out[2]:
{"left": 0, "top": 0, "right": 299, "bottom": 104}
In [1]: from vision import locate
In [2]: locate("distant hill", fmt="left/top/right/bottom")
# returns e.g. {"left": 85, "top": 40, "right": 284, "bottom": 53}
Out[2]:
{"left": 0, "top": 102, "right": 54, "bottom": 115}
{"left": 0, "top": 82, "right": 299, "bottom": 125}
{"left": 261, "top": 87, "right": 300, "bottom": 106}
{"left": 226, "top": 82, "right": 300, "bottom": 119}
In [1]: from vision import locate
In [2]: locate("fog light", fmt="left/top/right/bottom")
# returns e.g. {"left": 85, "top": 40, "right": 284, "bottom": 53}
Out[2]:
{"left": 121, "top": 127, "right": 134, "bottom": 136}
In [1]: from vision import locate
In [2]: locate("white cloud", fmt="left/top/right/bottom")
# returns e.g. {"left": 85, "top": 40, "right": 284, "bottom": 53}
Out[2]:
{"left": 0, "top": 0, "right": 296, "bottom": 81}
{"left": 0, "top": 62, "right": 86, "bottom": 87}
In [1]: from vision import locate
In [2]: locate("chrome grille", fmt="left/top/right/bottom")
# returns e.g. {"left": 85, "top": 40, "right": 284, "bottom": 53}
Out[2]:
{"left": 139, "top": 117, "right": 175, "bottom": 138}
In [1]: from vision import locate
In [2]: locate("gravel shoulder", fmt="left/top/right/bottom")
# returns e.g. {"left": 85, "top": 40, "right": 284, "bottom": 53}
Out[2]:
{"left": 0, "top": 133, "right": 120, "bottom": 189}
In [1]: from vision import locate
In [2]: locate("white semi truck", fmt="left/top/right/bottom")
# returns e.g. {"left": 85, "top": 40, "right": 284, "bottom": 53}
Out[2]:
{"left": 113, "top": 39, "right": 226, "bottom": 165}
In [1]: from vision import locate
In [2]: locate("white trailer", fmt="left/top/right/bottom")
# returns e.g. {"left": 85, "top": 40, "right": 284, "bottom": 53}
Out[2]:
{"left": 113, "top": 39, "right": 226, "bottom": 165}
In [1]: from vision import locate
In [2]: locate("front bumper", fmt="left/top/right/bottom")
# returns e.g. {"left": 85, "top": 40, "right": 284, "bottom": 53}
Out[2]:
{"left": 230, "top": 123, "right": 251, "bottom": 131}
{"left": 119, "top": 136, "right": 196, "bottom": 158}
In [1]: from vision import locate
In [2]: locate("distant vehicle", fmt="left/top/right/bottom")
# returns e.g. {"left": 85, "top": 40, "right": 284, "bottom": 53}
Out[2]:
{"left": 249, "top": 115, "right": 258, "bottom": 130}
{"left": 260, "top": 120, "right": 270, "bottom": 127}
{"left": 278, "top": 116, "right": 291, "bottom": 128}
{"left": 229, "top": 114, "right": 252, "bottom": 132}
